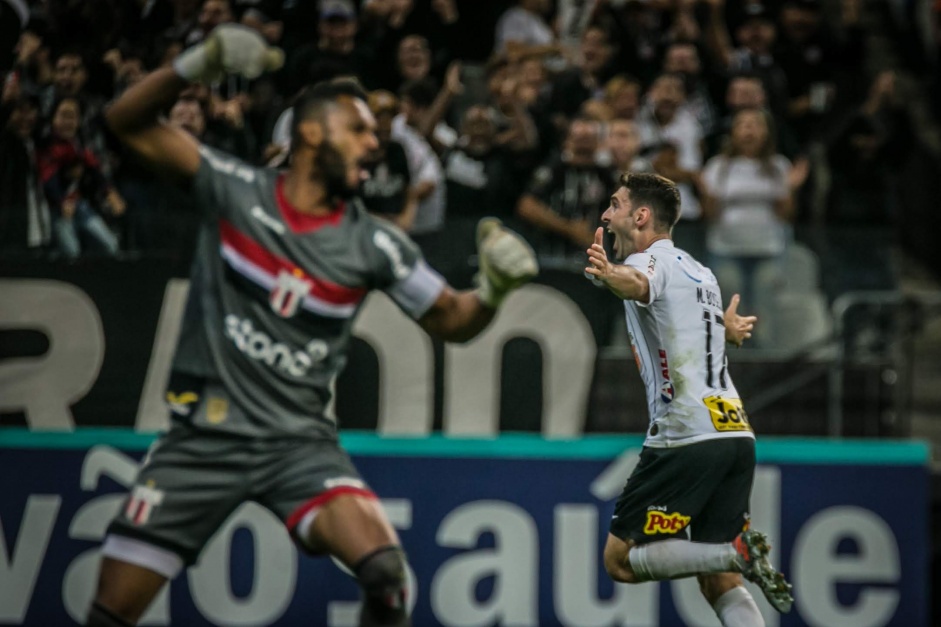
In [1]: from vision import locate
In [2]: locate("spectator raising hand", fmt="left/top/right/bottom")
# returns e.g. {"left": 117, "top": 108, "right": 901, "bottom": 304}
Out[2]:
{"left": 431, "top": 0, "right": 459, "bottom": 25}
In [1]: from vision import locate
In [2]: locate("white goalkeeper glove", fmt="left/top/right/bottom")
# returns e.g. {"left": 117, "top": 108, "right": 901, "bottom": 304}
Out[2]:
{"left": 475, "top": 218, "right": 539, "bottom": 308}
{"left": 173, "top": 24, "right": 284, "bottom": 84}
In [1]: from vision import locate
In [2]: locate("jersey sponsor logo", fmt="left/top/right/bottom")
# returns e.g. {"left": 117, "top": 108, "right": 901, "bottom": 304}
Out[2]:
{"left": 166, "top": 391, "right": 199, "bottom": 416}
{"left": 703, "top": 395, "right": 752, "bottom": 432}
{"left": 124, "top": 480, "right": 164, "bottom": 526}
{"left": 646, "top": 256, "right": 657, "bottom": 276}
{"left": 270, "top": 269, "right": 312, "bottom": 318}
{"left": 373, "top": 231, "right": 410, "bottom": 280}
{"left": 643, "top": 510, "right": 691, "bottom": 535}
{"left": 251, "top": 205, "right": 286, "bottom": 235}
{"left": 658, "top": 350, "right": 670, "bottom": 380}
{"left": 206, "top": 397, "right": 229, "bottom": 424}
{"left": 224, "top": 314, "right": 329, "bottom": 377}
{"left": 660, "top": 381, "right": 675, "bottom": 403}
{"left": 657, "top": 349, "right": 674, "bottom": 402}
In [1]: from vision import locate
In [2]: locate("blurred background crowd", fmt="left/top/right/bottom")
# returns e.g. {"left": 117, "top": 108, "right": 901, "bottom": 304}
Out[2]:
{"left": 2, "top": 0, "right": 941, "bottom": 351}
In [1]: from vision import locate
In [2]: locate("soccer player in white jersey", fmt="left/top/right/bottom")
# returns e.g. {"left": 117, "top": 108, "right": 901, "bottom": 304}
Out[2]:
{"left": 84, "top": 26, "right": 537, "bottom": 627}
{"left": 585, "top": 172, "right": 793, "bottom": 625}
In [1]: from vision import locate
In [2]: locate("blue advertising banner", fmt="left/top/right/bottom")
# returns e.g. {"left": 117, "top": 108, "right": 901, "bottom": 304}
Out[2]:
{"left": 0, "top": 432, "right": 929, "bottom": 627}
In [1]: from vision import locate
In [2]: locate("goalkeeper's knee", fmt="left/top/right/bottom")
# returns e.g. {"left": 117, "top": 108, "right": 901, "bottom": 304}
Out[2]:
{"left": 355, "top": 546, "right": 410, "bottom": 627}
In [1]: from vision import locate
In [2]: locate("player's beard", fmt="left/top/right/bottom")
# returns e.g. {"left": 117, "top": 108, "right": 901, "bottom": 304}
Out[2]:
{"left": 611, "top": 229, "right": 634, "bottom": 261}
{"left": 313, "top": 139, "right": 356, "bottom": 201}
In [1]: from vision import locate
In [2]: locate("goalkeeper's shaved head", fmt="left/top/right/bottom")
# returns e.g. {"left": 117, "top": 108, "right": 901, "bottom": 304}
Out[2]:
{"left": 291, "top": 78, "right": 369, "bottom": 147}
{"left": 289, "top": 77, "right": 373, "bottom": 199}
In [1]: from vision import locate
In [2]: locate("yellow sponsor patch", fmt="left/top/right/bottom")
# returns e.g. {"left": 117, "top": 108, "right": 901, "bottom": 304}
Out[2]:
{"left": 206, "top": 397, "right": 229, "bottom": 424}
{"left": 704, "top": 395, "right": 752, "bottom": 432}
{"left": 644, "top": 511, "right": 691, "bottom": 535}
{"left": 166, "top": 391, "right": 199, "bottom": 405}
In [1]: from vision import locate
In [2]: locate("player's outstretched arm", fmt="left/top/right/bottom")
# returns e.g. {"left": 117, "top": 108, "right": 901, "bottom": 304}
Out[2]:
{"left": 724, "top": 293, "right": 757, "bottom": 347}
{"left": 419, "top": 218, "right": 539, "bottom": 342}
{"left": 419, "top": 287, "right": 497, "bottom": 343}
{"left": 106, "top": 67, "right": 201, "bottom": 179}
{"left": 106, "top": 25, "right": 283, "bottom": 180}
{"left": 585, "top": 227, "right": 650, "bottom": 302}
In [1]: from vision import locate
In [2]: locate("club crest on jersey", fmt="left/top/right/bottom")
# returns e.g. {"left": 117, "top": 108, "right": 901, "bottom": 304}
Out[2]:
{"left": 270, "top": 269, "right": 311, "bottom": 317}
{"left": 125, "top": 480, "right": 164, "bottom": 526}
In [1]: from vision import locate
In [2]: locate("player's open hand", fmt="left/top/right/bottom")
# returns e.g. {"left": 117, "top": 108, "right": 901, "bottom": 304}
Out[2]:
{"left": 724, "top": 294, "right": 757, "bottom": 347}
{"left": 585, "top": 227, "right": 613, "bottom": 283}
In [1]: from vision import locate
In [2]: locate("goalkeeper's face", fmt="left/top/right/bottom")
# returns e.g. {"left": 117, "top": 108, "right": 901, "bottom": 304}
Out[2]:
{"left": 313, "top": 97, "right": 380, "bottom": 199}
{"left": 602, "top": 186, "right": 639, "bottom": 261}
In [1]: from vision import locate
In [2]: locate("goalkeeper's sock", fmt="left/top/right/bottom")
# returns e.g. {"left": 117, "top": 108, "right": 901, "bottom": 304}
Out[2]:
{"left": 628, "top": 540, "right": 738, "bottom": 581}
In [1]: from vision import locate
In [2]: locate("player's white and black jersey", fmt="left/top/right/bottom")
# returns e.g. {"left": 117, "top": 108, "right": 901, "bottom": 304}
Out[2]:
{"left": 621, "top": 240, "right": 754, "bottom": 447}
{"left": 170, "top": 145, "right": 445, "bottom": 439}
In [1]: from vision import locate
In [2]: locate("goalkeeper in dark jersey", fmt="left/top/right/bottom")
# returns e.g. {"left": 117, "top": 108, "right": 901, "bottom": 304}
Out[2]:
{"left": 85, "top": 26, "right": 537, "bottom": 627}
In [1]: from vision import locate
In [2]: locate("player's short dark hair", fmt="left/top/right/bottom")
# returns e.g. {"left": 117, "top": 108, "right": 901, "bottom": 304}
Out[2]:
{"left": 399, "top": 78, "right": 437, "bottom": 108}
{"left": 618, "top": 172, "right": 681, "bottom": 230}
{"left": 291, "top": 77, "right": 369, "bottom": 146}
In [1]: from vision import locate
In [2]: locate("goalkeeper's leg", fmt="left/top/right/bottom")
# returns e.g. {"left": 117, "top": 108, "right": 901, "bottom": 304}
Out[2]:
{"left": 296, "top": 492, "right": 410, "bottom": 626}
{"left": 86, "top": 557, "right": 168, "bottom": 627}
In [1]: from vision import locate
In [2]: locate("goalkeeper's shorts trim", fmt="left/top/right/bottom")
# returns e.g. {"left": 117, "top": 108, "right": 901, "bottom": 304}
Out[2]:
{"left": 101, "top": 534, "right": 185, "bottom": 579}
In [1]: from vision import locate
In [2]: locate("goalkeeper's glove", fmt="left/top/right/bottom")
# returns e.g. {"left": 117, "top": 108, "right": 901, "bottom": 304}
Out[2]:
{"left": 173, "top": 24, "right": 284, "bottom": 84}
{"left": 475, "top": 218, "right": 539, "bottom": 308}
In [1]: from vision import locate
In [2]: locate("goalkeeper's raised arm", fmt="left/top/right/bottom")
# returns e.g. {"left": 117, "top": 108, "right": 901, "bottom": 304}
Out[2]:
{"left": 105, "top": 24, "right": 283, "bottom": 180}
{"left": 418, "top": 218, "right": 539, "bottom": 343}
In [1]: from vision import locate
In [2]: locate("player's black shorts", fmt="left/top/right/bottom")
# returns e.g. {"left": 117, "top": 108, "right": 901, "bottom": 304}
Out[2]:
{"left": 610, "top": 436, "right": 755, "bottom": 545}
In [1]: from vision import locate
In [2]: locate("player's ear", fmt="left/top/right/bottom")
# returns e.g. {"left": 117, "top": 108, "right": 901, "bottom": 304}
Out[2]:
{"left": 297, "top": 118, "right": 323, "bottom": 149}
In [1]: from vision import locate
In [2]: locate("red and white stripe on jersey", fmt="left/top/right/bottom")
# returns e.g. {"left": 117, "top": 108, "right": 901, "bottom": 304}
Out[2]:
{"left": 219, "top": 220, "right": 366, "bottom": 319}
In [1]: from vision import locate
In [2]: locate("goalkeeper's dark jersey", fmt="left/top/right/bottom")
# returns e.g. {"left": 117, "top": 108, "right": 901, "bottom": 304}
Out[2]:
{"left": 170, "top": 145, "right": 445, "bottom": 438}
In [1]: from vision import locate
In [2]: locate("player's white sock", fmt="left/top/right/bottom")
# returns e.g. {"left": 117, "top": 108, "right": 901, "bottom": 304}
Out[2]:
{"left": 713, "top": 586, "right": 765, "bottom": 627}
{"left": 628, "top": 540, "right": 737, "bottom": 581}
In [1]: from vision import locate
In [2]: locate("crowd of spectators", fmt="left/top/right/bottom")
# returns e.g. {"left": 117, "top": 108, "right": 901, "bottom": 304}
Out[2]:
{"left": 0, "top": 0, "right": 920, "bottom": 346}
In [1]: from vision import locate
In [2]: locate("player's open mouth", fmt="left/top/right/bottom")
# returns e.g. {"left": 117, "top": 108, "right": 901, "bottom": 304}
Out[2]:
{"left": 356, "top": 159, "right": 369, "bottom": 181}
{"left": 607, "top": 228, "right": 621, "bottom": 255}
